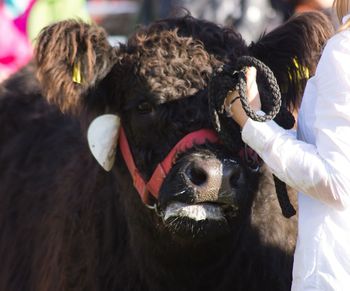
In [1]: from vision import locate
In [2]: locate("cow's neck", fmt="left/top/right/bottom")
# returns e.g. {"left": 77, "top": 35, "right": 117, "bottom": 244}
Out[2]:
{"left": 134, "top": 223, "right": 274, "bottom": 291}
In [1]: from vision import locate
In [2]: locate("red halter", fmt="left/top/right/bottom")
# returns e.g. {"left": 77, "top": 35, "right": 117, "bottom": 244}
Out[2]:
{"left": 118, "top": 127, "right": 220, "bottom": 204}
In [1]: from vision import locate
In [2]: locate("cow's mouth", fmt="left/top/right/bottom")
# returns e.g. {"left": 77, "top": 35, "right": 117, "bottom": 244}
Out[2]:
{"left": 164, "top": 201, "right": 229, "bottom": 221}
{"left": 161, "top": 201, "right": 238, "bottom": 241}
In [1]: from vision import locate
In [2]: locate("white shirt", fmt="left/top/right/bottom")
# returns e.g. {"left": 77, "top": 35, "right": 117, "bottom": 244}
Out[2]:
{"left": 241, "top": 18, "right": 350, "bottom": 291}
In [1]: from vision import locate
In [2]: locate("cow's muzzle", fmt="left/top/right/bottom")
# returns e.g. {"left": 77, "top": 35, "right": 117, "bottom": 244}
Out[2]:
{"left": 158, "top": 149, "right": 247, "bottom": 223}
{"left": 184, "top": 156, "right": 242, "bottom": 205}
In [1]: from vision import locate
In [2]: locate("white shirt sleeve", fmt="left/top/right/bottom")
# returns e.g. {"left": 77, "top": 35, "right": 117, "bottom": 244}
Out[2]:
{"left": 241, "top": 31, "right": 350, "bottom": 210}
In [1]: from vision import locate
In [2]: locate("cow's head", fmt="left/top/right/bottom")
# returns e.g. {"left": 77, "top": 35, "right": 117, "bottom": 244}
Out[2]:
{"left": 34, "top": 13, "right": 332, "bottom": 243}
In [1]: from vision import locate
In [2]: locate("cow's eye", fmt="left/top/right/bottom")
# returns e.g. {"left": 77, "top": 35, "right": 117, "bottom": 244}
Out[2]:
{"left": 137, "top": 102, "right": 154, "bottom": 114}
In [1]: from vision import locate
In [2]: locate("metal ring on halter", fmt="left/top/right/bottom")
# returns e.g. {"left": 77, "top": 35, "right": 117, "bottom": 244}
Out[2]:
{"left": 145, "top": 202, "right": 162, "bottom": 217}
{"left": 241, "top": 144, "right": 261, "bottom": 173}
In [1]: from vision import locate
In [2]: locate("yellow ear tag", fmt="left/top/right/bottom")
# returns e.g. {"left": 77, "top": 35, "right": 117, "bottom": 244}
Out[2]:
{"left": 72, "top": 62, "right": 82, "bottom": 84}
{"left": 292, "top": 57, "right": 310, "bottom": 80}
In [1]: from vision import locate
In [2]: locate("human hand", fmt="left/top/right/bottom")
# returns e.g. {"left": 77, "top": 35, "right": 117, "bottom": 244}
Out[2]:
{"left": 245, "top": 67, "right": 261, "bottom": 111}
{"left": 225, "top": 67, "right": 261, "bottom": 128}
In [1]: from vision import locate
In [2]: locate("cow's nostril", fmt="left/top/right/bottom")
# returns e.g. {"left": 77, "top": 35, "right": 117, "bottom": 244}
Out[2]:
{"left": 186, "top": 165, "right": 208, "bottom": 186}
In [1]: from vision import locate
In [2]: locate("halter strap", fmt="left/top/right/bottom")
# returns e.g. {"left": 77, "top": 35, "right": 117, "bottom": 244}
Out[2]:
{"left": 118, "top": 127, "right": 220, "bottom": 204}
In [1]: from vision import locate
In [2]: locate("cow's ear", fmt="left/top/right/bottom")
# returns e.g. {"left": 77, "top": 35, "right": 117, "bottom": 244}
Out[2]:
{"left": 249, "top": 11, "right": 333, "bottom": 110}
{"left": 34, "top": 20, "right": 117, "bottom": 114}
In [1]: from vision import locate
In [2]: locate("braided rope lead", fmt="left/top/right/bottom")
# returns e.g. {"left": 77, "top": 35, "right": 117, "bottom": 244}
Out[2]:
{"left": 236, "top": 56, "right": 282, "bottom": 121}
{"left": 235, "top": 56, "right": 296, "bottom": 218}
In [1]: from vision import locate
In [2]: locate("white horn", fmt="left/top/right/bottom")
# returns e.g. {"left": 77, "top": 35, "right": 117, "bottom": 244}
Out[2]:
{"left": 87, "top": 114, "right": 121, "bottom": 171}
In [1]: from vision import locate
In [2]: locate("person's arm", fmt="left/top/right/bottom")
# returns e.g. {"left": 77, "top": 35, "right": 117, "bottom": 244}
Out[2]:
{"left": 230, "top": 33, "right": 350, "bottom": 210}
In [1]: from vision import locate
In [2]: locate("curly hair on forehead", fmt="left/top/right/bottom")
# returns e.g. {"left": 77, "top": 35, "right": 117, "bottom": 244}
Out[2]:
{"left": 117, "top": 14, "right": 248, "bottom": 102}
{"left": 122, "top": 29, "right": 213, "bottom": 102}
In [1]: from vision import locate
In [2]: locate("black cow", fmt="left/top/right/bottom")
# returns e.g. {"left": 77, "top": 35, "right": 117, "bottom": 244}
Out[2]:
{"left": 0, "top": 12, "right": 332, "bottom": 291}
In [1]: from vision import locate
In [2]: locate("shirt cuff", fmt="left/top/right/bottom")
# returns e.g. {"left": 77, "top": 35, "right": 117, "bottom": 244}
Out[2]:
{"left": 241, "top": 117, "right": 286, "bottom": 155}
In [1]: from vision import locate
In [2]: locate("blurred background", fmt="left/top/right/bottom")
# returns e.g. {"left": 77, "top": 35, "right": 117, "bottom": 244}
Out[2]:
{"left": 0, "top": 0, "right": 336, "bottom": 82}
